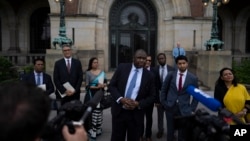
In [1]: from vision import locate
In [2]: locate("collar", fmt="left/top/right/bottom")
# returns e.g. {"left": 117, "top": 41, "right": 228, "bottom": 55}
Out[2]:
{"left": 34, "top": 71, "right": 43, "bottom": 75}
{"left": 160, "top": 65, "right": 166, "bottom": 69}
{"left": 132, "top": 64, "right": 143, "bottom": 72}
{"left": 177, "top": 69, "right": 187, "bottom": 76}
{"left": 64, "top": 57, "right": 72, "bottom": 61}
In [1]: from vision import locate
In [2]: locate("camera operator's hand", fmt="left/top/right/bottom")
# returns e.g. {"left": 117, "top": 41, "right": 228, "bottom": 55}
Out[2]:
{"left": 62, "top": 125, "right": 87, "bottom": 141}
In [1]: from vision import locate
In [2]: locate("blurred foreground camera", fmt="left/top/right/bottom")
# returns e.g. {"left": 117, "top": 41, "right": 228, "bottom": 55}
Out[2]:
{"left": 41, "top": 100, "right": 87, "bottom": 141}
{"left": 175, "top": 108, "right": 230, "bottom": 141}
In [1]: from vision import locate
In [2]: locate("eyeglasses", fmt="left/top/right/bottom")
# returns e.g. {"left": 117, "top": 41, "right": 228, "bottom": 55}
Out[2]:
{"left": 63, "top": 49, "right": 71, "bottom": 52}
{"left": 146, "top": 60, "right": 151, "bottom": 62}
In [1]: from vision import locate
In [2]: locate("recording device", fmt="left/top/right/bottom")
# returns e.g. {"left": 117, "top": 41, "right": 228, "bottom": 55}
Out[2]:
{"left": 42, "top": 90, "right": 103, "bottom": 141}
{"left": 184, "top": 108, "right": 230, "bottom": 141}
{"left": 186, "top": 85, "right": 245, "bottom": 125}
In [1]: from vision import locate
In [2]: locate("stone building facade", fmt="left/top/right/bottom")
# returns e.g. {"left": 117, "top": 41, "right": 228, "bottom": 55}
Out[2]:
{"left": 0, "top": 0, "right": 250, "bottom": 88}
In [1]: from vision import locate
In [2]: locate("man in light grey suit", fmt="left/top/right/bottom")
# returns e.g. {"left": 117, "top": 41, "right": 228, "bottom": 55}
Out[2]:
{"left": 160, "top": 55, "right": 198, "bottom": 141}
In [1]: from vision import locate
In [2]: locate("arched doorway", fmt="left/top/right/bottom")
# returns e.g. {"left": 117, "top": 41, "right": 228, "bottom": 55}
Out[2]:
{"left": 30, "top": 7, "right": 50, "bottom": 53}
{"left": 109, "top": 0, "right": 157, "bottom": 69}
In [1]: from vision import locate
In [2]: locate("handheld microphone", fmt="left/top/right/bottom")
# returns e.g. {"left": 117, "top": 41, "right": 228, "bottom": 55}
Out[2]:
{"left": 72, "top": 90, "right": 103, "bottom": 126}
{"left": 186, "top": 85, "right": 245, "bottom": 125}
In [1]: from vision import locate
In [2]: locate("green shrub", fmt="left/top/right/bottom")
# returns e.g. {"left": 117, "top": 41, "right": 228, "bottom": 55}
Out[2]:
{"left": 0, "top": 57, "right": 18, "bottom": 83}
{"left": 22, "top": 65, "right": 34, "bottom": 74}
{"left": 233, "top": 59, "right": 250, "bottom": 84}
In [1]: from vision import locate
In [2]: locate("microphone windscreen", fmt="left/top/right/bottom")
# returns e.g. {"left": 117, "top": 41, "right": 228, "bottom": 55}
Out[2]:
{"left": 86, "top": 90, "right": 103, "bottom": 108}
{"left": 187, "top": 85, "right": 222, "bottom": 112}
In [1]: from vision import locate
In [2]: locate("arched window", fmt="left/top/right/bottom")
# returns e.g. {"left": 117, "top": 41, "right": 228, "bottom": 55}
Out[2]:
{"left": 30, "top": 7, "right": 50, "bottom": 53}
{"left": 109, "top": 0, "right": 157, "bottom": 69}
{"left": 246, "top": 18, "right": 250, "bottom": 53}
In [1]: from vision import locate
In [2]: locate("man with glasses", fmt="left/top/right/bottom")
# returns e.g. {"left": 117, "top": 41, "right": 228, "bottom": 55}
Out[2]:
{"left": 53, "top": 44, "right": 83, "bottom": 106}
{"left": 140, "top": 55, "right": 155, "bottom": 141}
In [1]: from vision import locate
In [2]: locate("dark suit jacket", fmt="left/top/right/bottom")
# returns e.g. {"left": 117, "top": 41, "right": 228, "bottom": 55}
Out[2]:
{"left": 53, "top": 58, "right": 83, "bottom": 100}
{"left": 21, "top": 71, "right": 54, "bottom": 95}
{"left": 160, "top": 71, "right": 199, "bottom": 116}
{"left": 109, "top": 63, "right": 156, "bottom": 118}
{"left": 152, "top": 65, "right": 175, "bottom": 103}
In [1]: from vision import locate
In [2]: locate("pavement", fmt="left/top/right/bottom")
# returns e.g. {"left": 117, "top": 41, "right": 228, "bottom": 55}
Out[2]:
{"left": 49, "top": 91, "right": 216, "bottom": 141}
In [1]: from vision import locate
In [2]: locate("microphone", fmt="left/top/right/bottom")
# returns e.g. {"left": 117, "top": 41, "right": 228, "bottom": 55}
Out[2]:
{"left": 186, "top": 85, "right": 245, "bottom": 125}
{"left": 186, "top": 85, "right": 221, "bottom": 112}
{"left": 72, "top": 90, "right": 103, "bottom": 126}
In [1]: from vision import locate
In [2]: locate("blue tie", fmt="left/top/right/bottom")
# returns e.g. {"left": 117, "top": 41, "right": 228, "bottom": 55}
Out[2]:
{"left": 126, "top": 69, "right": 138, "bottom": 98}
{"left": 37, "top": 73, "right": 41, "bottom": 85}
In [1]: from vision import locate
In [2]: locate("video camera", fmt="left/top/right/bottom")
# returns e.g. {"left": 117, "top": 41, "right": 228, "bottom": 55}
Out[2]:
{"left": 42, "top": 90, "right": 103, "bottom": 141}
{"left": 175, "top": 108, "right": 230, "bottom": 141}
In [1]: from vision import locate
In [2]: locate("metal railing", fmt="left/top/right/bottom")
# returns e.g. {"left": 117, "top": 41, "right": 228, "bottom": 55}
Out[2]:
{"left": 1, "top": 53, "right": 45, "bottom": 66}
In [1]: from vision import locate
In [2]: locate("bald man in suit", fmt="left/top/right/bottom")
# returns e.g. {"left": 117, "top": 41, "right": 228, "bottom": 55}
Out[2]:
{"left": 109, "top": 49, "right": 156, "bottom": 141}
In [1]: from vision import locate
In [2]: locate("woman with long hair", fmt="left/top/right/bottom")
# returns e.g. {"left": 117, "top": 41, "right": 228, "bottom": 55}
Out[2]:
{"left": 84, "top": 57, "right": 107, "bottom": 141}
{"left": 214, "top": 67, "right": 250, "bottom": 124}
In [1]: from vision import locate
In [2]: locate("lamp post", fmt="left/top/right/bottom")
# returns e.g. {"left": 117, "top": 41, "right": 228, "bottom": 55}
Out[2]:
{"left": 53, "top": 0, "right": 73, "bottom": 48}
{"left": 202, "top": 0, "right": 230, "bottom": 51}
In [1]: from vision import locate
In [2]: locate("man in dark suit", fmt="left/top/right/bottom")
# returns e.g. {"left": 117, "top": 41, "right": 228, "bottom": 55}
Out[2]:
{"left": 140, "top": 55, "right": 155, "bottom": 141}
{"left": 21, "top": 58, "right": 54, "bottom": 95}
{"left": 160, "top": 55, "right": 199, "bottom": 141}
{"left": 53, "top": 44, "right": 83, "bottom": 105}
{"left": 109, "top": 49, "right": 156, "bottom": 141}
{"left": 153, "top": 53, "right": 175, "bottom": 138}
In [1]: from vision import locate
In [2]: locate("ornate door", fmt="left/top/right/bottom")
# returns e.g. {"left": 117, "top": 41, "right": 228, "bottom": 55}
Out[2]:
{"left": 109, "top": 0, "right": 157, "bottom": 69}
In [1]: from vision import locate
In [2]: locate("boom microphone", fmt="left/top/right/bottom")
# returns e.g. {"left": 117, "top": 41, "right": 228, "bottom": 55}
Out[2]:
{"left": 187, "top": 85, "right": 245, "bottom": 125}
{"left": 186, "top": 85, "right": 221, "bottom": 112}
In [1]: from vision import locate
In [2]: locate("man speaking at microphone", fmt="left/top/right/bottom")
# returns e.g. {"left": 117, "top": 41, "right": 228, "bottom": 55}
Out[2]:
{"left": 160, "top": 55, "right": 199, "bottom": 141}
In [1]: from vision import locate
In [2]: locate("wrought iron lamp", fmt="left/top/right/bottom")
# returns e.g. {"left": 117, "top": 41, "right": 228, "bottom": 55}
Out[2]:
{"left": 202, "top": 0, "right": 230, "bottom": 51}
{"left": 53, "top": 0, "right": 73, "bottom": 48}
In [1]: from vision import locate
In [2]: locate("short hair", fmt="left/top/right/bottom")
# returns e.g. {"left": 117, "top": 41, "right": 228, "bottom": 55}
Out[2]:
{"left": 0, "top": 81, "right": 50, "bottom": 141}
{"left": 61, "top": 44, "right": 72, "bottom": 49}
{"left": 33, "top": 58, "right": 45, "bottom": 65}
{"left": 175, "top": 55, "right": 188, "bottom": 64}
{"left": 157, "top": 53, "right": 166, "bottom": 59}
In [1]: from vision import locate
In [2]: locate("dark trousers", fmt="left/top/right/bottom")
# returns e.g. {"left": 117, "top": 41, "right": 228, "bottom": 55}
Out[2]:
{"left": 111, "top": 109, "right": 143, "bottom": 141}
{"left": 165, "top": 106, "right": 187, "bottom": 141}
{"left": 141, "top": 104, "right": 154, "bottom": 138}
{"left": 157, "top": 104, "right": 165, "bottom": 132}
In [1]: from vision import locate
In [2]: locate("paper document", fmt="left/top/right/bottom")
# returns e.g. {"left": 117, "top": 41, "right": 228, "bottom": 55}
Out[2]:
{"left": 98, "top": 77, "right": 104, "bottom": 84}
{"left": 58, "top": 82, "right": 75, "bottom": 98}
{"left": 63, "top": 82, "right": 75, "bottom": 92}
{"left": 37, "top": 84, "right": 46, "bottom": 91}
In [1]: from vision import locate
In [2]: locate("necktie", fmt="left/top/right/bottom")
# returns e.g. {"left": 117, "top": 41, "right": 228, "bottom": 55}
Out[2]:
{"left": 126, "top": 69, "right": 138, "bottom": 98}
{"left": 37, "top": 73, "right": 41, "bottom": 85}
{"left": 178, "top": 73, "right": 183, "bottom": 91}
{"left": 178, "top": 48, "right": 180, "bottom": 56}
{"left": 160, "top": 68, "right": 164, "bottom": 83}
{"left": 67, "top": 59, "right": 71, "bottom": 73}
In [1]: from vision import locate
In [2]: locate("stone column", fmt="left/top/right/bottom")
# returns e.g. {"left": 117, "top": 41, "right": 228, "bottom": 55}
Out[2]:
{"left": 196, "top": 50, "right": 232, "bottom": 90}
{"left": 8, "top": 23, "right": 20, "bottom": 52}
